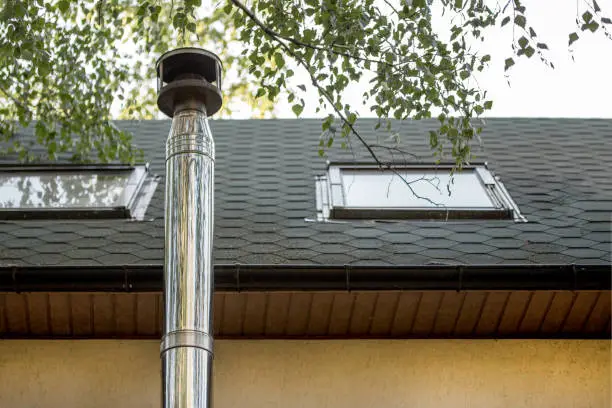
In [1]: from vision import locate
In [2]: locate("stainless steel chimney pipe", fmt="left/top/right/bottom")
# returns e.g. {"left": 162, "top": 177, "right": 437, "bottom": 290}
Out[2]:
{"left": 156, "top": 48, "right": 223, "bottom": 408}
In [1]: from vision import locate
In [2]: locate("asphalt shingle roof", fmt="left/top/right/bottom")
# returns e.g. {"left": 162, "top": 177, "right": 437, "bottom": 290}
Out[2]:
{"left": 0, "top": 118, "right": 610, "bottom": 266}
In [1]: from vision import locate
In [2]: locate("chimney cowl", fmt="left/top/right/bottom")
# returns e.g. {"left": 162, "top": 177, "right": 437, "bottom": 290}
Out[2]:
{"left": 156, "top": 47, "right": 223, "bottom": 118}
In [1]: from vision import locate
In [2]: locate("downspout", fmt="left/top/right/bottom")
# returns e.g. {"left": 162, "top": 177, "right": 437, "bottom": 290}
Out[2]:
{"left": 156, "top": 48, "right": 223, "bottom": 408}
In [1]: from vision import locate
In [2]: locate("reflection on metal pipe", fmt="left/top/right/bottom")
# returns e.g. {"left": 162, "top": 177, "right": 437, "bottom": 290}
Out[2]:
{"left": 157, "top": 48, "right": 223, "bottom": 408}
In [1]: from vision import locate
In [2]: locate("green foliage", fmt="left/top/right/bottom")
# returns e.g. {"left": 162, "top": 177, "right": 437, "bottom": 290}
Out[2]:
{"left": 0, "top": 0, "right": 266, "bottom": 162}
{"left": 0, "top": 0, "right": 610, "bottom": 167}
{"left": 292, "top": 104, "right": 304, "bottom": 117}
{"left": 0, "top": 0, "right": 141, "bottom": 163}
{"left": 569, "top": 32, "right": 580, "bottom": 46}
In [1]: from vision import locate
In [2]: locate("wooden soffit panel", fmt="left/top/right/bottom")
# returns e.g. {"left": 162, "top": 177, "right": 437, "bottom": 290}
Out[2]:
{"left": 0, "top": 290, "right": 609, "bottom": 339}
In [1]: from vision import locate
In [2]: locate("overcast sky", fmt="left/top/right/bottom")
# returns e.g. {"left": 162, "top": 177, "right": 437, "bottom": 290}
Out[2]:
{"left": 227, "top": 1, "right": 612, "bottom": 119}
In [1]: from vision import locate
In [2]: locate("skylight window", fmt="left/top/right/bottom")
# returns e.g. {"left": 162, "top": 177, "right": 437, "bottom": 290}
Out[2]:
{"left": 315, "top": 163, "right": 525, "bottom": 222}
{"left": 0, "top": 164, "right": 157, "bottom": 220}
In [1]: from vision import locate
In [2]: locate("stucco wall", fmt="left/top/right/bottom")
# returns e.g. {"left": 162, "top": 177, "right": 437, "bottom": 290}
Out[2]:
{"left": 0, "top": 340, "right": 609, "bottom": 408}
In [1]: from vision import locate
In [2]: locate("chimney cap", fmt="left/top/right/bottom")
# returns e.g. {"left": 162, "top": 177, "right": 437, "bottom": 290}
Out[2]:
{"left": 156, "top": 47, "right": 223, "bottom": 84}
{"left": 156, "top": 47, "right": 223, "bottom": 118}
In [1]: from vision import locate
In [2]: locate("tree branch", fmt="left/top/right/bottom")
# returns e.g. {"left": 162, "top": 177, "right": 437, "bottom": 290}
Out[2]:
{"left": 232, "top": 0, "right": 383, "bottom": 162}
{"left": 382, "top": 0, "right": 400, "bottom": 16}
{"left": 231, "top": 0, "right": 442, "bottom": 206}
{"left": 369, "top": 143, "right": 421, "bottom": 160}
{"left": 0, "top": 85, "right": 29, "bottom": 113}
{"left": 230, "top": 0, "right": 394, "bottom": 68}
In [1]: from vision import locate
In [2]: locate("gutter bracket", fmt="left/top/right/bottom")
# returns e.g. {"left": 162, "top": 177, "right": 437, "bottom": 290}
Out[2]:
{"left": 345, "top": 264, "right": 351, "bottom": 292}
{"left": 235, "top": 263, "right": 241, "bottom": 292}
{"left": 122, "top": 266, "right": 131, "bottom": 292}
{"left": 12, "top": 266, "right": 19, "bottom": 294}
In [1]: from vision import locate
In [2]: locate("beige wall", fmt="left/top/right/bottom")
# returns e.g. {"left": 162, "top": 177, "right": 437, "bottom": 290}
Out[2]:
{"left": 0, "top": 340, "right": 609, "bottom": 408}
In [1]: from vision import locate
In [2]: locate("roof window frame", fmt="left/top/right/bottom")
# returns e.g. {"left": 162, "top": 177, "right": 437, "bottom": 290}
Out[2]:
{"left": 0, "top": 163, "right": 154, "bottom": 220}
{"left": 315, "top": 162, "right": 526, "bottom": 222}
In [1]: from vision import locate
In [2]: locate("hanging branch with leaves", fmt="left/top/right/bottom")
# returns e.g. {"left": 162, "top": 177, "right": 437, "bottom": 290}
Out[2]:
{"left": 0, "top": 0, "right": 610, "bottom": 167}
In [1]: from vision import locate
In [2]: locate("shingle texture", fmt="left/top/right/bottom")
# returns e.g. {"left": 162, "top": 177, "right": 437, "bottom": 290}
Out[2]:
{"left": 0, "top": 118, "right": 610, "bottom": 266}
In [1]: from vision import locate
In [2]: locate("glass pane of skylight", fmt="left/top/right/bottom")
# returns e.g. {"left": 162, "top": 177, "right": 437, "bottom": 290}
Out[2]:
{"left": 0, "top": 171, "right": 131, "bottom": 209}
{"left": 341, "top": 169, "right": 494, "bottom": 208}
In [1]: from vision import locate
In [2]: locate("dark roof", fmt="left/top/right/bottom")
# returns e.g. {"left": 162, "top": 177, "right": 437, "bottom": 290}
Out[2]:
{"left": 0, "top": 118, "right": 611, "bottom": 267}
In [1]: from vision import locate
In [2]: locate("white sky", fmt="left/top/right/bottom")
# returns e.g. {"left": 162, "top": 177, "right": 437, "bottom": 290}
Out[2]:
{"left": 227, "top": 0, "right": 612, "bottom": 119}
